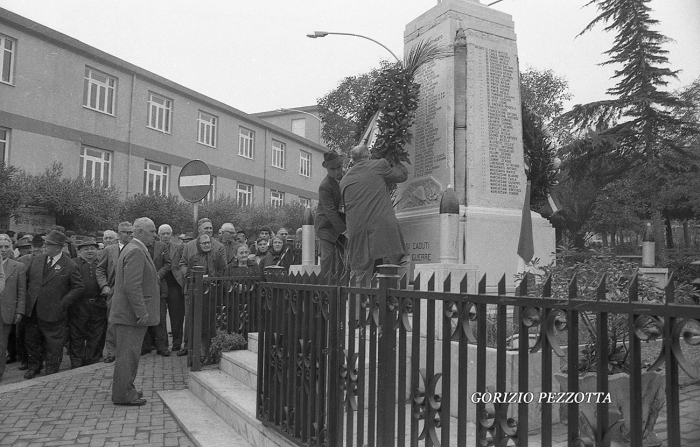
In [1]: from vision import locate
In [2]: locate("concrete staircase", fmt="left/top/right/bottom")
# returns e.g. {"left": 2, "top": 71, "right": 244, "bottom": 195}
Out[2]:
{"left": 159, "top": 334, "right": 295, "bottom": 447}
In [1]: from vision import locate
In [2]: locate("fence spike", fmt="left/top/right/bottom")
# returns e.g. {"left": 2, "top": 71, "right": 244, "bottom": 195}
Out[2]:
{"left": 414, "top": 273, "right": 421, "bottom": 291}
{"left": 596, "top": 273, "right": 606, "bottom": 301}
{"left": 498, "top": 274, "right": 506, "bottom": 295}
{"left": 542, "top": 274, "right": 552, "bottom": 298}
{"left": 444, "top": 273, "right": 451, "bottom": 293}
{"left": 370, "top": 274, "right": 378, "bottom": 288}
{"left": 516, "top": 273, "right": 528, "bottom": 297}
{"left": 664, "top": 271, "right": 675, "bottom": 304}
{"left": 478, "top": 274, "right": 486, "bottom": 294}
{"left": 460, "top": 272, "right": 469, "bottom": 293}
{"left": 568, "top": 272, "right": 578, "bottom": 299}
{"left": 399, "top": 273, "right": 408, "bottom": 289}
{"left": 427, "top": 273, "right": 435, "bottom": 292}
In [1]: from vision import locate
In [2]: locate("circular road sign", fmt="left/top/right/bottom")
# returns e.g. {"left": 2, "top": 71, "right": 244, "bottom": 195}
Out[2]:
{"left": 178, "top": 160, "right": 212, "bottom": 203}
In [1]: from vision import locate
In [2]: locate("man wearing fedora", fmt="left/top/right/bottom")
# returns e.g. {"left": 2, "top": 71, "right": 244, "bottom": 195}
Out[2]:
{"left": 315, "top": 149, "right": 347, "bottom": 281}
{"left": 68, "top": 238, "right": 108, "bottom": 368}
{"left": 24, "top": 230, "right": 85, "bottom": 378}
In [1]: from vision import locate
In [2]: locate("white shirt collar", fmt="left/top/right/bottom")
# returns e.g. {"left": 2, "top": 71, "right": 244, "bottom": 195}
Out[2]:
{"left": 48, "top": 251, "right": 63, "bottom": 266}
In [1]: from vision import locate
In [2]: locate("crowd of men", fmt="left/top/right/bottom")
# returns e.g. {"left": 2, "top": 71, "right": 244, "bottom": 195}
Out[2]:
{"left": 0, "top": 219, "right": 300, "bottom": 389}
{"left": 0, "top": 142, "right": 408, "bottom": 406}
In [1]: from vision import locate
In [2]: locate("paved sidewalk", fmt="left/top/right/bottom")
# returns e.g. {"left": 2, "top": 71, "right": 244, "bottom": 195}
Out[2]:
{"left": 0, "top": 353, "right": 194, "bottom": 446}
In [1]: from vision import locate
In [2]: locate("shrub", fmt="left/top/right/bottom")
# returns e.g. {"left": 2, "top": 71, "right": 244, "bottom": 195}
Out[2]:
{"left": 208, "top": 330, "right": 247, "bottom": 363}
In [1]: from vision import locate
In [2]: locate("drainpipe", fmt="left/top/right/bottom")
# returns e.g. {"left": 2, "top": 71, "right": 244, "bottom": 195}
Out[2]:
{"left": 126, "top": 72, "right": 136, "bottom": 197}
{"left": 263, "top": 129, "right": 268, "bottom": 203}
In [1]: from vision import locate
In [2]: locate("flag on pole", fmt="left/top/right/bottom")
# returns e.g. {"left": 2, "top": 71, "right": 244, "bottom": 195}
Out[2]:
{"left": 517, "top": 180, "right": 534, "bottom": 265}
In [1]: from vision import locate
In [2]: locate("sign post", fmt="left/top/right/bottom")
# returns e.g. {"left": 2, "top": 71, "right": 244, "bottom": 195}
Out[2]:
{"left": 178, "top": 159, "right": 212, "bottom": 235}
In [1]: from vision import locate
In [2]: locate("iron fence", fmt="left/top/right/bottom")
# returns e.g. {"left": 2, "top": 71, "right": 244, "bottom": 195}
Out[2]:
{"left": 192, "top": 265, "right": 700, "bottom": 446}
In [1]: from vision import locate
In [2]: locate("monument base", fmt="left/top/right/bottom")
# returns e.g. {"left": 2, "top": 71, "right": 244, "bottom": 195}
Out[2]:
{"left": 413, "top": 263, "right": 479, "bottom": 293}
{"left": 398, "top": 205, "right": 555, "bottom": 290}
{"left": 289, "top": 265, "right": 321, "bottom": 276}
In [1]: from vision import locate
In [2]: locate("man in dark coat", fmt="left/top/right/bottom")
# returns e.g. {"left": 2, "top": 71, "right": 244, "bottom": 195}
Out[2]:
{"left": 110, "top": 217, "right": 160, "bottom": 406}
{"left": 96, "top": 221, "right": 133, "bottom": 363}
{"left": 6, "top": 236, "right": 29, "bottom": 369}
{"left": 24, "top": 230, "right": 85, "bottom": 378}
{"left": 339, "top": 144, "right": 408, "bottom": 280}
{"left": 68, "top": 238, "right": 108, "bottom": 367}
{"left": 315, "top": 150, "right": 347, "bottom": 281}
{"left": 158, "top": 224, "right": 185, "bottom": 352}
{"left": 141, "top": 237, "right": 171, "bottom": 356}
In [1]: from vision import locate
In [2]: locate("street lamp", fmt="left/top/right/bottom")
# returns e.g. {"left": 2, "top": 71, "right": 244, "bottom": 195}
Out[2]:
{"left": 306, "top": 31, "right": 401, "bottom": 63}
{"left": 276, "top": 108, "right": 323, "bottom": 144}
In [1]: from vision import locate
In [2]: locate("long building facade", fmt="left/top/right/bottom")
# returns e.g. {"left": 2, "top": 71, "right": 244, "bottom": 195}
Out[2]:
{"left": 0, "top": 8, "right": 325, "bottom": 214}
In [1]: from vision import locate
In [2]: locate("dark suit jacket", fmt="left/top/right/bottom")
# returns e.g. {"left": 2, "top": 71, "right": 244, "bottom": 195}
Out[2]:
{"left": 26, "top": 253, "right": 85, "bottom": 322}
{"left": 96, "top": 243, "right": 121, "bottom": 290}
{"left": 167, "top": 241, "right": 185, "bottom": 289}
{"left": 109, "top": 238, "right": 160, "bottom": 327}
{"left": 150, "top": 240, "right": 171, "bottom": 299}
{"left": 315, "top": 174, "right": 346, "bottom": 242}
{"left": 0, "top": 259, "right": 25, "bottom": 323}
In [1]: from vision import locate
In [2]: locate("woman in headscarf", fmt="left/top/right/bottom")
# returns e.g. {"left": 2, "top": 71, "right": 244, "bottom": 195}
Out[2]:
{"left": 183, "top": 234, "right": 227, "bottom": 364}
{"left": 259, "top": 235, "right": 292, "bottom": 277}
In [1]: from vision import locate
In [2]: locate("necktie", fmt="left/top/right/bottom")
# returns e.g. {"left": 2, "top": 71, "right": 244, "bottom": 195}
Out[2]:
{"left": 44, "top": 256, "right": 52, "bottom": 275}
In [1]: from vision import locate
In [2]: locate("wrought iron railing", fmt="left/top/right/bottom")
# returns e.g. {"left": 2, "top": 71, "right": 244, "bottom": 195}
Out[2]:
{"left": 193, "top": 265, "right": 700, "bottom": 446}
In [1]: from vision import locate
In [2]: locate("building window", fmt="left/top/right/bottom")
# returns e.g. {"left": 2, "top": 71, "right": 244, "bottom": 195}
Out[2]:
{"left": 197, "top": 111, "right": 217, "bottom": 147}
{"left": 270, "top": 190, "right": 284, "bottom": 207}
{"left": 291, "top": 118, "right": 306, "bottom": 138}
{"left": 1, "top": 34, "right": 16, "bottom": 85}
{"left": 237, "top": 183, "right": 253, "bottom": 206}
{"left": 147, "top": 92, "right": 172, "bottom": 133}
{"left": 299, "top": 150, "right": 311, "bottom": 177}
{"left": 83, "top": 67, "right": 117, "bottom": 115}
{"left": 271, "top": 140, "right": 285, "bottom": 169}
{"left": 79, "top": 146, "right": 112, "bottom": 186}
{"left": 0, "top": 128, "right": 9, "bottom": 164}
{"left": 238, "top": 127, "right": 254, "bottom": 159}
{"left": 204, "top": 176, "right": 217, "bottom": 204}
{"left": 299, "top": 197, "right": 311, "bottom": 208}
{"left": 143, "top": 161, "right": 169, "bottom": 195}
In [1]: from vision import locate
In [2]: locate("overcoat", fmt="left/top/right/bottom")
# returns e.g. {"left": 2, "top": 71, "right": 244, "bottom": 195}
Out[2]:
{"left": 26, "top": 253, "right": 84, "bottom": 322}
{"left": 0, "top": 259, "right": 24, "bottom": 323}
{"left": 151, "top": 240, "right": 171, "bottom": 299}
{"left": 315, "top": 175, "right": 346, "bottom": 243}
{"left": 166, "top": 240, "right": 185, "bottom": 289}
{"left": 340, "top": 158, "right": 408, "bottom": 271}
{"left": 109, "top": 238, "right": 160, "bottom": 327}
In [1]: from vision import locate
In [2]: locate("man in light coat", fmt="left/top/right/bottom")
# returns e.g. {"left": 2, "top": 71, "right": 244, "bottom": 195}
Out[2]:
{"left": 109, "top": 217, "right": 159, "bottom": 406}
{"left": 0, "top": 234, "right": 17, "bottom": 382}
{"left": 158, "top": 224, "right": 185, "bottom": 352}
{"left": 339, "top": 144, "right": 408, "bottom": 280}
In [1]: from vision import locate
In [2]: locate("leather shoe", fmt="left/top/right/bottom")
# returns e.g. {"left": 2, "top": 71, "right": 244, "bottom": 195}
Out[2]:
{"left": 141, "top": 349, "right": 152, "bottom": 356}
{"left": 18, "top": 362, "right": 28, "bottom": 370}
{"left": 103, "top": 355, "right": 115, "bottom": 363}
{"left": 137, "top": 391, "right": 143, "bottom": 399}
{"left": 157, "top": 350, "right": 170, "bottom": 357}
{"left": 171, "top": 346, "right": 181, "bottom": 352}
{"left": 176, "top": 349, "right": 188, "bottom": 357}
{"left": 114, "top": 398, "right": 147, "bottom": 406}
{"left": 24, "top": 370, "right": 38, "bottom": 379}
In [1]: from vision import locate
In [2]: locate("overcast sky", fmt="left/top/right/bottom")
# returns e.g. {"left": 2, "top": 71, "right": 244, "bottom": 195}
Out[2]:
{"left": 1, "top": 0, "right": 698, "bottom": 114}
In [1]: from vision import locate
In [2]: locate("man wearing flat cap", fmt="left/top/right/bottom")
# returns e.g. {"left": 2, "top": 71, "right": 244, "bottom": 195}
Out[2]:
{"left": 68, "top": 238, "right": 108, "bottom": 367}
{"left": 315, "top": 150, "right": 347, "bottom": 281}
{"left": 24, "top": 230, "right": 85, "bottom": 378}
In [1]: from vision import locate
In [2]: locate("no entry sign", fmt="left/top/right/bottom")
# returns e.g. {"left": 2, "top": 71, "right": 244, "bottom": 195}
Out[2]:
{"left": 178, "top": 160, "right": 212, "bottom": 203}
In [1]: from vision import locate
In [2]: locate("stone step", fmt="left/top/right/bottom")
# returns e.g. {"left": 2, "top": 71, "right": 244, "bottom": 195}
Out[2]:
{"left": 220, "top": 349, "right": 258, "bottom": 389}
{"left": 158, "top": 388, "right": 254, "bottom": 447}
{"left": 248, "top": 332, "right": 259, "bottom": 353}
{"left": 188, "top": 368, "right": 293, "bottom": 447}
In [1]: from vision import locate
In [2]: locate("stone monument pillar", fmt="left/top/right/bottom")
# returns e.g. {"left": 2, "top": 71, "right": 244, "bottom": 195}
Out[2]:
{"left": 397, "top": 0, "right": 555, "bottom": 288}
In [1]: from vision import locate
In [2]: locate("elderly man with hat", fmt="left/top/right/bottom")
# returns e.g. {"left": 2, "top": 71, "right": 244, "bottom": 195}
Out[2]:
{"left": 68, "top": 238, "right": 108, "bottom": 367}
{"left": 23, "top": 230, "right": 84, "bottom": 378}
{"left": 96, "top": 221, "right": 133, "bottom": 363}
{"left": 315, "top": 149, "right": 348, "bottom": 281}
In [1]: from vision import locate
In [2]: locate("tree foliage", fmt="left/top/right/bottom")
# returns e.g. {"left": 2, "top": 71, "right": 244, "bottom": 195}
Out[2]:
{"left": 199, "top": 196, "right": 306, "bottom": 237}
{"left": 0, "top": 162, "right": 23, "bottom": 219}
{"left": 120, "top": 193, "right": 192, "bottom": 234}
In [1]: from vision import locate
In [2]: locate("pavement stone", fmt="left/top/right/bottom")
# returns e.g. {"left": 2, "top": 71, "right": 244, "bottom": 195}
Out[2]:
{"left": 0, "top": 352, "right": 194, "bottom": 447}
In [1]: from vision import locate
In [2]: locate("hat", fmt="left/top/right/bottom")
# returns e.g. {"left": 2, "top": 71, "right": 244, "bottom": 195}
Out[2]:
{"left": 117, "top": 221, "right": 133, "bottom": 232}
{"left": 42, "top": 230, "right": 68, "bottom": 246}
{"left": 17, "top": 237, "right": 32, "bottom": 248}
{"left": 31, "top": 234, "right": 45, "bottom": 247}
{"left": 77, "top": 237, "right": 99, "bottom": 249}
{"left": 220, "top": 223, "right": 236, "bottom": 233}
{"left": 322, "top": 150, "right": 345, "bottom": 168}
{"left": 181, "top": 232, "right": 195, "bottom": 242}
